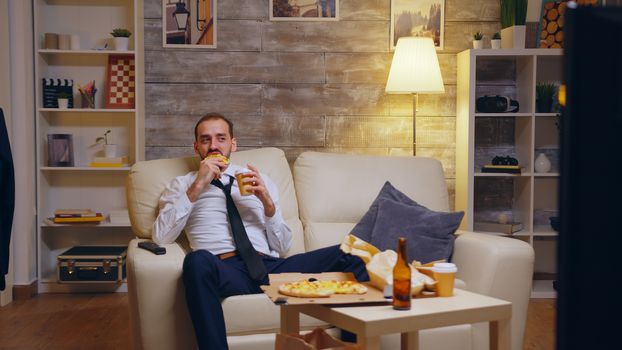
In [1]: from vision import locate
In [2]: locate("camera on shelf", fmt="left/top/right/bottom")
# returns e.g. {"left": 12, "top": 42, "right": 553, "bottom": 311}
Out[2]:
{"left": 476, "top": 95, "right": 520, "bottom": 113}
{"left": 492, "top": 156, "right": 518, "bottom": 166}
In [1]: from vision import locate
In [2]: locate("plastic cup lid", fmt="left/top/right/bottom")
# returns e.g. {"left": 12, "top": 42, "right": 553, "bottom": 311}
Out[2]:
{"left": 432, "top": 262, "right": 457, "bottom": 273}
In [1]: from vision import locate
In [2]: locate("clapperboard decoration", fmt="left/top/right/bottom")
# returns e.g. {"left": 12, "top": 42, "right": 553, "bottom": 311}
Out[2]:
{"left": 42, "top": 78, "right": 74, "bottom": 108}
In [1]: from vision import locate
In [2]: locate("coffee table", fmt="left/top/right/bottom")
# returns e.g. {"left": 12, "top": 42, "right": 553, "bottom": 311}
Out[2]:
{"left": 279, "top": 288, "right": 512, "bottom": 350}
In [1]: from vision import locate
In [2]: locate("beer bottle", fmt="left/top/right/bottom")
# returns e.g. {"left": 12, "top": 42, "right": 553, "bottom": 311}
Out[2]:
{"left": 393, "top": 237, "right": 411, "bottom": 310}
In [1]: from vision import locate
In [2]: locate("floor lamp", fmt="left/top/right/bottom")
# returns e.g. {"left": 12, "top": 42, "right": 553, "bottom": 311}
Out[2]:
{"left": 385, "top": 37, "right": 445, "bottom": 156}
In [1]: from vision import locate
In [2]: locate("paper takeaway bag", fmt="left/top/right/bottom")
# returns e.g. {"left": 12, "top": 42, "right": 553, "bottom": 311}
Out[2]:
{"left": 340, "top": 234, "right": 436, "bottom": 295}
{"left": 275, "top": 328, "right": 360, "bottom": 350}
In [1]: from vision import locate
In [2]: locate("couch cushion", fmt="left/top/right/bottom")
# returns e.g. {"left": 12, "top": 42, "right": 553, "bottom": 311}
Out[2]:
{"left": 222, "top": 294, "right": 328, "bottom": 335}
{"left": 351, "top": 181, "right": 463, "bottom": 264}
{"left": 351, "top": 181, "right": 420, "bottom": 242}
{"left": 126, "top": 156, "right": 198, "bottom": 238}
{"left": 294, "top": 152, "right": 450, "bottom": 251}
{"left": 370, "top": 198, "right": 463, "bottom": 264}
{"left": 126, "top": 148, "right": 305, "bottom": 255}
{"left": 303, "top": 222, "right": 356, "bottom": 252}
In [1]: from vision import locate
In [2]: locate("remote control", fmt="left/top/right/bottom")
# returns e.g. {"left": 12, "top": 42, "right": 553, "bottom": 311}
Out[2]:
{"left": 138, "top": 241, "right": 166, "bottom": 255}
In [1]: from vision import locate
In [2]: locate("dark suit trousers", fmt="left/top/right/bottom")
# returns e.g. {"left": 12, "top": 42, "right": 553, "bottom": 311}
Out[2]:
{"left": 182, "top": 244, "right": 369, "bottom": 350}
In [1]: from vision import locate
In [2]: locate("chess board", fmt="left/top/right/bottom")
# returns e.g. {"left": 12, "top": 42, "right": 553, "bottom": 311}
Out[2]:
{"left": 105, "top": 54, "right": 135, "bottom": 108}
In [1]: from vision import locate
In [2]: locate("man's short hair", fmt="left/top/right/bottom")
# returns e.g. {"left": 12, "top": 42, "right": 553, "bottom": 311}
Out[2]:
{"left": 193, "top": 113, "right": 234, "bottom": 140}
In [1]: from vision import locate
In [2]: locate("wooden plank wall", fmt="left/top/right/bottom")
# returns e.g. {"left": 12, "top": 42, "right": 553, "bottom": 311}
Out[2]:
{"left": 143, "top": 0, "right": 502, "bottom": 207}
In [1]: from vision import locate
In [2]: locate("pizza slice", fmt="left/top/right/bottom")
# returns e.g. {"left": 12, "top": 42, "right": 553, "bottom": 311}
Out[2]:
{"left": 334, "top": 280, "right": 368, "bottom": 294}
{"left": 278, "top": 280, "right": 334, "bottom": 298}
{"left": 278, "top": 279, "right": 368, "bottom": 298}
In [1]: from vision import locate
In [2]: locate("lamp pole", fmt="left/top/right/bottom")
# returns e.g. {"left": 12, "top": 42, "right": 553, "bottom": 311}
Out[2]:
{"left": 412, "top": 93, "right": 418, "bottom": 156}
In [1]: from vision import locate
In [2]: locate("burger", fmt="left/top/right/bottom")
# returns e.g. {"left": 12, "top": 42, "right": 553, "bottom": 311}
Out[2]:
{"left": 205, "top": 153, "right": 230, "bottom": 165}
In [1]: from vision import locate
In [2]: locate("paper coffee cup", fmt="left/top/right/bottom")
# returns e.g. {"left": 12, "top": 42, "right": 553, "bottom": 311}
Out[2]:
{"left": 235, "top": 169, "right": 253, "bottom": 196}
{"left": 432, "top": 262, "right": 457, "bottom": 297}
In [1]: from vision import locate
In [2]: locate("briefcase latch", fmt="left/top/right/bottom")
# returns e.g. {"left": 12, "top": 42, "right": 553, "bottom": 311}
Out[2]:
{"left": 67, "top": 260, "right": 75, "bottom": 275}
{"left": 103, "top": 260, "right": 111, "bottom": 275}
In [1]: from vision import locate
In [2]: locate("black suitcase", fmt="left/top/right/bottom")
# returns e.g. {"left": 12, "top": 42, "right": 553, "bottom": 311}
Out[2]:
{"left": 57, "top": 246, "right": 127, "bottom": 283}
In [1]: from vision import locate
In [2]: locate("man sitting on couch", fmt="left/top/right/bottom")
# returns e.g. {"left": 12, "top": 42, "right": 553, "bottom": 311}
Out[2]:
{"left": 152, "top": 112, "right": 368, "bottom": 350}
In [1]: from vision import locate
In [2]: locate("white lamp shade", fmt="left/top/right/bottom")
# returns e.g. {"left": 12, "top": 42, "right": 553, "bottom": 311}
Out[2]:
{"left": 385, "top": 37, "right": 445, "bottom": 94}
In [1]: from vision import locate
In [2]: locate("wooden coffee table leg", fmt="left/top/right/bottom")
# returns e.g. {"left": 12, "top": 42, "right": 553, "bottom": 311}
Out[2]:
{"left": 401, "top": 331, "right": 419, "bottom": 350}
{"left": 490, "top": 318, "right": 511, "bottom": 350}
{"left": 280, "top": 306, "right": 300, "bottom": 334}
{"left": 358, "top": 335, "right": 380, "bottom": 350}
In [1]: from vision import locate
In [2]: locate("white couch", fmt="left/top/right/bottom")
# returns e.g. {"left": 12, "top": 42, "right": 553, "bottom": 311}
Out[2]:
{"left": 126, "top": 147, "right": 534, "bottom": 350}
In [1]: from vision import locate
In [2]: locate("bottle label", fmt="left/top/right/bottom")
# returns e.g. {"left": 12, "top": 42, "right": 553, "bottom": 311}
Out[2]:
{"left": 394, "top": 294, "right": 411, "bottom": 302}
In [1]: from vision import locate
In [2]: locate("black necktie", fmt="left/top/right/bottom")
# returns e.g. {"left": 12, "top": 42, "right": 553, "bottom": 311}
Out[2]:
{"left": 211, "top": 176, "right": 267, "bottom": 282}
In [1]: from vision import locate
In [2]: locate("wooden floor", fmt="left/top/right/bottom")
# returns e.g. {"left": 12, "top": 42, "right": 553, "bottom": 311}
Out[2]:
{"left": 0, "top": 294, "right": 555, "bottom": 349}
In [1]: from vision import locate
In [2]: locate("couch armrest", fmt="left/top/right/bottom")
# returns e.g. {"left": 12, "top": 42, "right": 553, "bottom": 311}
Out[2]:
{"left": 127, "top": 238, "right": 196, "bottom": 350}
{"left": 452, "top": 231, "right": 534, "bottom": 350}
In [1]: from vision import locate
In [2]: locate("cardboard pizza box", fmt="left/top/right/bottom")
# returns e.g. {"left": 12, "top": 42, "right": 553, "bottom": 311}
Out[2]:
{"left": 261, "top": 272, "right": 389, "bottom": 305}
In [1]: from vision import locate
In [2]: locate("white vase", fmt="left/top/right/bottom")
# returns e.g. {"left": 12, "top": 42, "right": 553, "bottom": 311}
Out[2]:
{"left": 473, "top": 40, "right": 483, "bottom": 49}
{"left": 501, "top": 25, "right": 526, "bottom": 49}
{"left": 535, "top": 153, "right": 551, "bottom": 173}
{"left": 113, "top": 37, "right": 129, "bottom": 51}
{"left": 491, "top": 39, "right": 501, "bottom": 49}
{"left": 57, "top": 98, "right": 69, "bottom": 109}
{"left": 104, "top": 144, "right": 117, "bottom": 158}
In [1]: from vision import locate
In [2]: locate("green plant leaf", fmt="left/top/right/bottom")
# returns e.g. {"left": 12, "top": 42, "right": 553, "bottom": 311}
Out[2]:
{"left": 110, "top": 28, "right": 132, "bottom": 37}
{"left": 500, "top": 0, "right": 527, "bottom": 28}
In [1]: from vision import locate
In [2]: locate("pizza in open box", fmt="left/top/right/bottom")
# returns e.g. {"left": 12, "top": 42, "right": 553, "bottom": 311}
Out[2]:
{"left": 278, "top": 279, "right": 368, "bottom": 298}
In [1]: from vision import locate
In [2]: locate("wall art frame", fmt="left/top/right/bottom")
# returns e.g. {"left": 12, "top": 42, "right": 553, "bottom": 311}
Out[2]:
{"left": 105, "top": 54, "right": 136, "bottom": 109}
{"left": 163, "top": 0, "right": 217, "bottom": 48}
{"left": 47, "top": 134, "right": 74, "bottom": 167}
{"left": 270, "top": 0, "right": 339, "bottom": 21}
{"left": 537, "top": 0, "right": 604, "bottom": 49}
{"left": 390, "top": 0, "right": 445, "bottom": 50}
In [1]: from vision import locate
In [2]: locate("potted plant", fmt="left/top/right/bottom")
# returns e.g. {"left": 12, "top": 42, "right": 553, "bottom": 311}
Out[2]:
{"left": 500, "top": 0, "right": 527, "bottom": 49}
{"left": 491, "top": 32, "right": 501, "bottom": 49}
{"left": 472, "top": 31, "right": 484, "bottom": 49}
{"left": 536, "top": 82, "right": 557, "bottom": 113}
{"left": 110, "top": 28, "right": 132, "bottom": 51}
{"left": 95, "top": 129, "right": 116, "bottom": 157}
{"left": 57, "top": 92, "right": 71, "bottom": 109}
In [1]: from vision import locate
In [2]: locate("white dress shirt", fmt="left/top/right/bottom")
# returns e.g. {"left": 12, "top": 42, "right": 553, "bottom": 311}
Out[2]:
{"left": 152, "top": 163, "right": 292, "bottom": 257}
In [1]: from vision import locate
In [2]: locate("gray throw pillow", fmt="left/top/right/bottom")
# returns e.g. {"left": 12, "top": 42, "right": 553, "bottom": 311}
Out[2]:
{"left": 369, "top": 198, "right": 464, "bottom": 264}
{"left": 352, "top": 181, "right": 464, "bottom": 264}
{"left": 351, "top": 181, "right": 417, "bottom": 242}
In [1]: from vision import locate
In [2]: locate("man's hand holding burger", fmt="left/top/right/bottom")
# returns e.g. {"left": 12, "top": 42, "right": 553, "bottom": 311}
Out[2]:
{"left": 187, "top": 152, "right": 230, "bottom": 202}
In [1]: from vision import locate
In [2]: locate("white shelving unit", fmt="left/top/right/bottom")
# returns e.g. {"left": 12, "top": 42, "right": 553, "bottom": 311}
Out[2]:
{"left": 33, "top": 0, "right": 143, "bottom": 293}
{"left": 456, "top": 49, "right": 562, "bottom": 298}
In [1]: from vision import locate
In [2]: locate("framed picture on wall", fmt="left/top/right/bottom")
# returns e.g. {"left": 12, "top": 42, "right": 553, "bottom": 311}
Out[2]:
{"left": 105, "top": 55, "right": 136, "bottom": 109}
{"left": 47, "top": 134, "right": 74, "bottom": 167}
{"left": 536, "top": 0, "right": 604, "bottom": 48}
{"left": 163, "top": 0, "right": 217, "bottom": 48}
{"left": 390, "top": 0, "right": 445, "bottom": 50}
{"left": 270, "top": 0, "right": 339, "bottom": 21}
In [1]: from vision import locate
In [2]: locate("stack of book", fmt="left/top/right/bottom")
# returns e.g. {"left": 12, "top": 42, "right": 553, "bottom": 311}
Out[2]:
{"left": 474, "top": 221, "right": 523, "bottom": 235}
{"left": 53, "top": 209, "right": 104, "bottom": 224}
{"left": 481, "top": 165, "right": 521, "bottom": 174}
{"left": 89, "top": 155, "right": 129, "bottom": 168}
